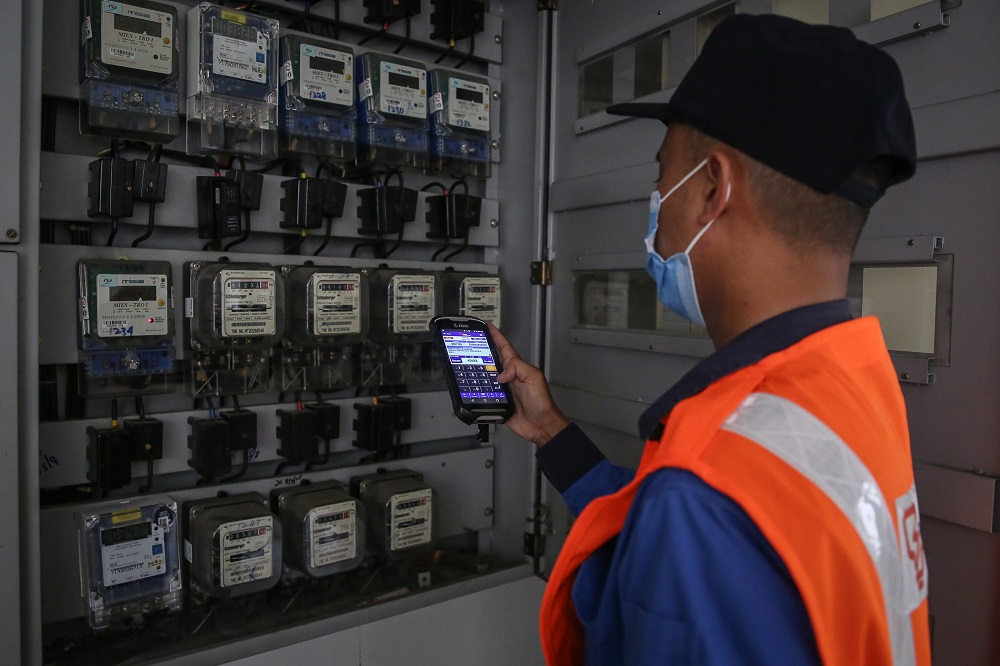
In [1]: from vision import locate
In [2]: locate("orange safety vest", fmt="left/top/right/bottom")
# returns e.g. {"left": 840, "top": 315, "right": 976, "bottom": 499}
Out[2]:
{"left": 540, "top": 317, "right": 931, "bottom": 665}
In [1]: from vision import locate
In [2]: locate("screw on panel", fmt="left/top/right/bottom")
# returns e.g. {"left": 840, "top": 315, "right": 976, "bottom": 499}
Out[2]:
{"left": 485, "top": 459, "right": 494, "bottom": 468}
{"left": 490, "top": 219, "right": 498, "bottom": 228}
{"left": 908, "top": 238, "right": 915, "bottom": 246}
{"left": 491, "top": 140, "right": 500, "bottom": 149}
{"left": 494, "top": 34, "right": 502, "bottom": 44}
{"left": 913, "top": 22, "right": 921, "bottom": 29}
{"left": 901, "top": 373, "right": 910, "bottom": 380}
{"left": 492, "top": 90, "right": 501, "bottom": 100}
{"left": 484, "top": 507, "right": 493, "bottom": 517}
{"left": 5, "top": 229, "right": 16, "bottom": 240}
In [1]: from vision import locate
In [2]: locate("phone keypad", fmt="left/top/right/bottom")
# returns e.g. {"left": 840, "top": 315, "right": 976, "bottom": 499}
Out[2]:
{"left": 455, "top": 364, "right": 506, "bottom": 403}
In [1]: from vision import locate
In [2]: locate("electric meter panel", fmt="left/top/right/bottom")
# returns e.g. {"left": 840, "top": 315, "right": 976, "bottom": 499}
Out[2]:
{"left": 186, "top": 262, "right": 285, "bottom": 350}
{"left": 428, "top": 69, "right": 492, "bottom": 177}
{"left": 80, "top": 0, "right": 180, "bottom": 141}
{"left": 441, "top": 271, "right": 501, "bottom": 326}
{"left": 366, "top": 269, "right": 439, "bottom": 343}
{"left": 78, "top": 259, "right": 175, "bottom": 390}
{"left": 279, "top": 33, "right": 356, "bottom": 160}
{"left": 183, "top": 493, "right": 282, "bottom": 600}
{"left": 351, "top": 470, "right": 433, "bottom": 561}
{"left": 356, "top": 53, "right": 429, "bottom": 168}
{"left": 272, "top": 481, "right": 365, "bottom": 578}
{"left": 77, "top": 496, "right": 182, "bottom": 629}
{"left": 186, "top": 3, "right": 279, "bottom": 157}
{"left": 283, "top": 265, "right": 369, "bottom": 346}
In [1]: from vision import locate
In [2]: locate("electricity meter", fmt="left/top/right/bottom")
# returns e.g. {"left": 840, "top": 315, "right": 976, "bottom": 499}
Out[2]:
{"left": 78, "top": 259, "right": 175, "bottom": 396}
{"left": 278, "top": 266, "right": 367, "bottom": 391}
{"left": 183, "top": 493, "right": 282, "bottom": 600}
{"left": 184, "top": 262, "right": 284, "bottom": 396}
{"left": 76, "top": 496, "right": 182, "bottom": 629}
{"left": 271, "top": 481, "right": 365, "bottom": 578}
{"left": 428, "top": 69, "right": 492, "bottom": 177}
{"left": 186, "top": 3, "right": 279, "bottom": 157}
{"left": 440, "top": 271, "right": 501, "bottom": 326}
{"left": 283, "top": 266, "right": 369, "bottom": 346}
{"left": 80, "top": 0, "right": 180, "bottom": 141}
{"left": 279, "top": 33, "right": 356, "bottom": 160}
{"left": 366, "top": 269, "right": 439, "bottom": 344}
{"left": 355, "top": 53, "right": 428, "bottom": 168}
{"left": 351, "top": 470, "right": 433, "bottom": 561}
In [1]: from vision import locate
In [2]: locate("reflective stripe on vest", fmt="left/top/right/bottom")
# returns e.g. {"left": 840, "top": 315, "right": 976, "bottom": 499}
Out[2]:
{"left": 721, "top": 392, "right": 917, "bottom": 666}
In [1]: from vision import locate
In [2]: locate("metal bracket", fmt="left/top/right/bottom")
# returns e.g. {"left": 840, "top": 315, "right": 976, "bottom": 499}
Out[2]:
{"left": 523, "top": 532, "right": 546, "bottom": 557}
{"left": 524, "top": 503, "right": 551, "bottom": 557}
{"left": 891, "top": 353, "right": 936, "bottom": 385}
{"left": 530, "top": 260, "right": 552, "bottom": 286}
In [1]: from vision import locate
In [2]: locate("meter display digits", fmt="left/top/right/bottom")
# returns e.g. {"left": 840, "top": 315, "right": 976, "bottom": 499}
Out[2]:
{"left": 312, "top": 273, "right": 362, "bottom": 336}
{"left": 95, "top": 273, "right": 170, "bottom": 338}
{"left": 308, "top": 502, "right": 358, "bottom": 567}
{"left": 390, "top": 489, "right": 432, "bottom": 551}
{"left": 218, "top": 517, "right": 274, "bottom": 587}
{"left": 448, "top": 78, "right": 490, "bottom": 132}
{"left": 460, "top": 276, "right": 501, "bottom": 325}
{"left": 220, "top": 270, "right": 277, "bottom": 338}
{"left": 389, "top": 274, "right": 435, "bottom": 334}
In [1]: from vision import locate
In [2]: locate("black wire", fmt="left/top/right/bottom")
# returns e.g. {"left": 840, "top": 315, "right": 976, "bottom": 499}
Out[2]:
{"left": 313, "top": 214, "right": 334, "bottom": 255}
{"left": 232, "top": 394, "right": 241, "bottom": 412}
{"left": 434, "top": 48, "right": 452, "bottom": 64}
{"left": 450, "top": 179, "right": 469, "bottom": 195}
{"left": 386, "top": 171, "right": 404, "bottom": 189}
{"left": 421, "top": 182, "right": 449, "bottom": 193}
{"left": 111, "top": 398, "right": 118, "bottom": 424}
{"left": 202, "top": 240, "right": 215, "bottom": 251}
{"left": 455, "top": 33, "right": 476, "bottom": 69}
{"left": 221, "top": 448, "right": 250, "bottom": 483}
{"left": 131, "top": 203, "right": 156, "bottom": 247}
{"left": 358, "top": 23, "right": 388, "bottom": 46}
{"left": 106, "top": 218, "right": 119, "bottom": 247}
{"left": 138, "top": 456, "right": 154, "bottom": 493}
{"left": 441, "top": 235, "right": 470, "bottom": 262}
{"left": 333, "top": 0, "right": 340, "bottom": 39}
{"left": 392, "top": 16, "right": 411, "bottom": 54}
{"left": 135, "top": 395, "right": 146, "bottom": 420}
{"left": 282, "top": 232, "right": 307, "bottom": 255}
{"left": 383, "top": 227, "right": 405, "bottom": 258}
{"left": 224, "top": 210, "right": 252, "bottom": 250}
{"left": 431, "top": 239, "right": 451, "bottom": 261}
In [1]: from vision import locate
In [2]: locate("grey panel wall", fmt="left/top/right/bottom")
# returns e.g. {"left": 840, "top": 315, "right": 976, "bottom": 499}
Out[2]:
{"left": 545, "top": 1, "right": 1000, "bottom": 664}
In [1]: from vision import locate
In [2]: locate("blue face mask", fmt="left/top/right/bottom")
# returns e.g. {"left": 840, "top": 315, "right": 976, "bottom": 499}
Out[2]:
{"left": 645, "top": 158, "right": 729, "bottom": 329}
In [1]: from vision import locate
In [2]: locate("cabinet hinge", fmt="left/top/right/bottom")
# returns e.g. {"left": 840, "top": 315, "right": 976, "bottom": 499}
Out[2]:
{"left": 524, "top": 503, "right": 552, "bottom": 558}
{"left": 523, "top": 532, "right": 546, "bottom": 557}
{"left": 536, "top": 0, "right": 558, "bottom": 11}
{"left": 530, "top": 260, "right": 552, "bottom": 286}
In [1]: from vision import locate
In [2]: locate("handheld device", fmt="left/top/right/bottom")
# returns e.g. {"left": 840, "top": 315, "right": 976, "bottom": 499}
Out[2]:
{"left": 430, "top": 315, "right": 513, "bottom": 425}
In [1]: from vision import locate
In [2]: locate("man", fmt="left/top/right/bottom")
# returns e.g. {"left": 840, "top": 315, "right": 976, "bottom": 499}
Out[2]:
{"left": 491, "top": 14, "right": 931, "bottom": 666}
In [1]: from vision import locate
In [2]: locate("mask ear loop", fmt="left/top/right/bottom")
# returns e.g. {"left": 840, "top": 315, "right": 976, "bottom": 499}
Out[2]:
{"left": 682, "top": 180, "right": 733, "bottom": 254}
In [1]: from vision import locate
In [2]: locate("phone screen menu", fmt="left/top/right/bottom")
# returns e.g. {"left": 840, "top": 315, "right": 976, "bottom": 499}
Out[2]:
{"left": 441, "top": 329, "right": 509, "bottom": 405}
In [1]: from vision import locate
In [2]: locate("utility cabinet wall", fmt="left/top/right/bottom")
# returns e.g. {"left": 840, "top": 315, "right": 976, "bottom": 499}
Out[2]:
{"left": 14, "top": 0, "right": 547, "bottom": 664}
{"left": 544, "top": 1, "right": 1000, "bottom": 664}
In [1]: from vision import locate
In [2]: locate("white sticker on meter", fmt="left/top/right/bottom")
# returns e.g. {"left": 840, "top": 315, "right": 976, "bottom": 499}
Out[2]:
{"left": 390, "top": 489, "right": 432, "bottom": 551}
{"left": 100, "top": 1, "right": 174, "bottom": 75}
{"left": 312, "top": 273, "right": 362, "bottom": 336}
{"left": 99, "top": 521, "right": 165, "bottom": 586}
{"left": 218, "top": 517, "right": 273, "bottom": 587}
{"left": 448, "top": 78, "right": 490, "bottom": 132}
{"left": 308, "top": 501, "right": 357, "bottom": 567}
{"left": 461, "top": 276, "right": 501, "bottom": 326}
{"left": 299, "top": 44, "right": 353, "bottom": 107}
{"left": 96, "top": 273, "right": 169, "bottom": 338}
{"left": 390, "top": 275, "right": 435, "bottom": 334}
{"left": 379, "top": 62, "right": 426, "bottom": 119}
{"left": 220, "top": 270, "right": 276, "bottom": 337}
{"left": 212, "top": 26, "right": 267, "bottom": 83}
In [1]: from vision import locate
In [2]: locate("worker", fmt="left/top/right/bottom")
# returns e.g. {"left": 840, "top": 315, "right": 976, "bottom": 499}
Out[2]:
{"left": 491, "top": 13, "right": 931, "bottom": 665}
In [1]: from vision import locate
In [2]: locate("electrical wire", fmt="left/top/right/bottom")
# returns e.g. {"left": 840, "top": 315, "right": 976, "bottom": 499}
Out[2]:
{"left": 441, "top": 235, "right": 470, "bottom": 262}
{"left": 313, "top": 213, "right": 334, "bottom": 255}
{"left": 392, "top": 16, "right": 411, "bottom": 54}
{"left": 131, "top": 204, "right": 156, "bottom": 247}
{"left": 106, "top": 218, "right": 119, "bottom": 247}
{"left": 421, "top": 182, "right": 449, "bottom": 194}
{"left": 282, "top": 228, "right": 309, "bottom": 254}
{"left": 455, "top": 33, "right": 477, "bottom": 69}
{"left": 224, "top": 209, "right": 252, "bottom": 250}
{"left": 358, "top": 22, "right": 388, "bottom": 46}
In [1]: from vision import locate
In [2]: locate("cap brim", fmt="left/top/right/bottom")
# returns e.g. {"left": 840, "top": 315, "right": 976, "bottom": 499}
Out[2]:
{"left": 605, "top": 102, "right": 679, "bottom": 124}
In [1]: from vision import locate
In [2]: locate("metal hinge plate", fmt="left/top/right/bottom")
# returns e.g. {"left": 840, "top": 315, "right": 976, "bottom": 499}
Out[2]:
{"left": 523, "top": 532, "right": 546, "bottom": 557}
{"left": 530, "top": 260, "right": 552, "bottom": 286}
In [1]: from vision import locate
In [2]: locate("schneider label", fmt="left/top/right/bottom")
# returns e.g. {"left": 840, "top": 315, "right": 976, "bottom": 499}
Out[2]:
{"left": 390, "top": 489, "right": 432, "bottom": 551}
{"left": 220, "top": 270, "right": 276, "bottom": 337}
{"left": 390, "top": 275, "right": 434, "bottom": 334}
{"left": 308, "top": 501, "right": 357, "bottom": 567}
{"left": 218, "top": 517, "right": 273, "bottom": 587}
{"left": 312, "top": 273, "right": 362, "bottom": 336}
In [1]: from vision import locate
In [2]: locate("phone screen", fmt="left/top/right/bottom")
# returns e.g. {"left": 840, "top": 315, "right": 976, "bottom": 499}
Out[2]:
{"left": 440, "top": 329, "right": 510, "bottom": 405}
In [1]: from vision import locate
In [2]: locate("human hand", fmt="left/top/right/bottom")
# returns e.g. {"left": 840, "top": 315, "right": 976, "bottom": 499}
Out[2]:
{"left": 490, "top": 323, "right": 570, "bottom": 447}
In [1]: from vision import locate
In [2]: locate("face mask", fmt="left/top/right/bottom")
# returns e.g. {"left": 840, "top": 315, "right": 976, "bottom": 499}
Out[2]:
{"left": 645, "top": 158, "right": 729, "bottom": 328}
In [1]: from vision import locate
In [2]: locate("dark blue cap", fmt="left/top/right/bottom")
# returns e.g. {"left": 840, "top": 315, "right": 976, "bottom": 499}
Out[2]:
{"left": 607, "top": 14, "right": 916, "bottom": 208}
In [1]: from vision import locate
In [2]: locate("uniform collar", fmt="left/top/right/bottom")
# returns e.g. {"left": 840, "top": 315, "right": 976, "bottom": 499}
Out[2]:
{"left": 638, "top": 300, "right": 854, "bottom": 440}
